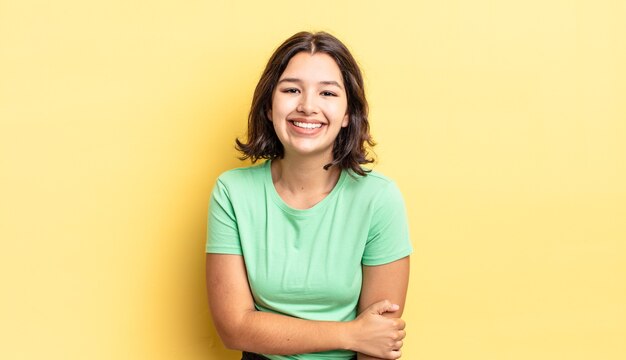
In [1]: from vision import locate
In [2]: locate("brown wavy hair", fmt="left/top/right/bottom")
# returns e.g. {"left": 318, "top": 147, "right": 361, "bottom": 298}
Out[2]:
{"left": 235, "top": 31, "right": 375, "bottom": 176}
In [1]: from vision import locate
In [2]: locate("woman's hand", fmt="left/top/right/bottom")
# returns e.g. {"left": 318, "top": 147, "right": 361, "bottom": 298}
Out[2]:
{"left": 348, "top": 299, "right": 406, "bottom": 359}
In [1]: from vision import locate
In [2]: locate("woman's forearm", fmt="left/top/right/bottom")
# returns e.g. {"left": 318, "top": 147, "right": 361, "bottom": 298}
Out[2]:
{"left": 217, "top": 301, "right": 403, "bottom": 359}
{"left": 220, "top": 310, "right": 353, "bottom": 355}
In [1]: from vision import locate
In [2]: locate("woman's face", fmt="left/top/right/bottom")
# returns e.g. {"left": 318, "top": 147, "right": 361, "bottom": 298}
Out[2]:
{"left": 269, "top": 51, "right": 349, "bottom": 160}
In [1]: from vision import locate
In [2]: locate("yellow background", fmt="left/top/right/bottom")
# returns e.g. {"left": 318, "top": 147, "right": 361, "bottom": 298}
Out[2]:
{"left": 1, "top": 0, "right": 625, "bottom": 359}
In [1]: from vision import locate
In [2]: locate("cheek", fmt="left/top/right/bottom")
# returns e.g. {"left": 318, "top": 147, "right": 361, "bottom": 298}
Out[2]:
{"left": 330, "top": 102, "right": 349, "bottom": 126}
{"left": 322, "top": 99, "right": 347, "bottom": 114}
{"left": 271, "top": 96, "right": 295, "bottom": 118}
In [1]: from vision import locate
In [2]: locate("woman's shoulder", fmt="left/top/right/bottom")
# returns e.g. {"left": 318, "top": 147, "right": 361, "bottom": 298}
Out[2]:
{"left": 343, "top": 168, "right": 404, "bottom": 200}
{"left": 215, "top": 161, "right": 268, "bottom": 187}
{"left": 346, "top": 168, "right": 396, "bottom": 188}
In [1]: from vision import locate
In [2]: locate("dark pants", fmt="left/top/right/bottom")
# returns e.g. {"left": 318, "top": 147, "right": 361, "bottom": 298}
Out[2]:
{"left": 242, "top": 351, "right": 356, "bottom": 359}
{"left": 241, "top": 352, "right": 270, "bottom": 360}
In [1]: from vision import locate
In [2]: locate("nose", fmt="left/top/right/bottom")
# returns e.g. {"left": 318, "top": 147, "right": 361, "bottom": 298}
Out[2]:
{"left": 296, "top": 93, "right": 317, "bottom": 115}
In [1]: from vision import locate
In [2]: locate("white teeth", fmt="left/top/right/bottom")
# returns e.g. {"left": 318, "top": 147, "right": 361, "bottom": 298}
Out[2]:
{"left": 293, "top": 121, "right": 322, "bottom": 129}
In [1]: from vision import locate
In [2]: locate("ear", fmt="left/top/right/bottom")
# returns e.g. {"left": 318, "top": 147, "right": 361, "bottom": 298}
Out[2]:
{"left": 341, "top": 113, "right": 349, "bottom": 128}
{"left": 267, "top": 109, "right": 273, "bottom": 122}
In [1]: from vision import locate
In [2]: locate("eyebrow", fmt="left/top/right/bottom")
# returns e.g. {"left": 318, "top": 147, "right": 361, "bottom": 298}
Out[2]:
{"left": 278, "top": 77, "right": 343, "bottom": 89}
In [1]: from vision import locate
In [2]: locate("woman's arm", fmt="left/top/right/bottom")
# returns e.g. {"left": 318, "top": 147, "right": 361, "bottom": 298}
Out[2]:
{"left": 206, "top": 253, "right": 404, "bottom": 358}
{"left": 357, "top": 256, "right": 411, "bottom": 360}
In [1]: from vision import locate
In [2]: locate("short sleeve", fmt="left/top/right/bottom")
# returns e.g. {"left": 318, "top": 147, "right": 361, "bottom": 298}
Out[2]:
{"left": 362, "top": 181, "right": 413, "bottom": 266}
{"left": 206, "top": 179, "right": 243, "bottom": 255}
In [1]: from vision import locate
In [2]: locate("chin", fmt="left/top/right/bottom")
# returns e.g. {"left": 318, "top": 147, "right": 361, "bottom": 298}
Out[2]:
{"left": 287, "top": 145, "right": 332, "bottom": 158}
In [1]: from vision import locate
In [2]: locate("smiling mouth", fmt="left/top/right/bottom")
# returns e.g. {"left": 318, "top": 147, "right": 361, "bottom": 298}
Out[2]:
{"left": 291, "top": 121, "right": 323, "bottom": 129}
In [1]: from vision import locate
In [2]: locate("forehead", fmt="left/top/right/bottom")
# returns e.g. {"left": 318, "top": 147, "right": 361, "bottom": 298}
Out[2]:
{"left": 279, "top": 52, "right": 344, "bottom": 85}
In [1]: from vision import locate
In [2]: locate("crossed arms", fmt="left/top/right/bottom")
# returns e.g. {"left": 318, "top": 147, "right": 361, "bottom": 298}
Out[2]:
{"left": 206, "top": 253, "right": 410, "bottom": 359}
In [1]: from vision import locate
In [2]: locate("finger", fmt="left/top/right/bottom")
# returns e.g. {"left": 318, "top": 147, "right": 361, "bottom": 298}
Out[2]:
{"left": 388, "top": 349, "right": 402, "bottom": 359}
{"left": 395, "top": 318, "right": 406, "bottom": 330}
{"left": 396, "top": 329, "right": 406, "bottom": 341}
{"left": 394, "top": 340, "right": 403, "bottom": 349}
{"left": 369, "top": 299, "right": 399, "bottom": 315}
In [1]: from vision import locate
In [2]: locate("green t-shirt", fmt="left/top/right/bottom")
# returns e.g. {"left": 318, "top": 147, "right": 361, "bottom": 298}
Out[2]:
{"left": 206, "top": 160, "right": 413, "bottom": 359}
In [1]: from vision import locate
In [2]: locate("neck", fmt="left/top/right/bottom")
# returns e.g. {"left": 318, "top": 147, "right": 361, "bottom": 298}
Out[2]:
{"left": 271, "top": 154, "right": 341, "bottom": 201}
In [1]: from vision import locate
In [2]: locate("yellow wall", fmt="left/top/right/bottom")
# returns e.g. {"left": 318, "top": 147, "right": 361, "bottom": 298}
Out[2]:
{"left": 1, "top": 1, "right": 625, "bottom": 359}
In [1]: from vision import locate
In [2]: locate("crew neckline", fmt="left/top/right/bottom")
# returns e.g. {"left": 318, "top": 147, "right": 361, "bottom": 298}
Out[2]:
{"left": 264, "top": 160, "right": 348, "bottom": 216}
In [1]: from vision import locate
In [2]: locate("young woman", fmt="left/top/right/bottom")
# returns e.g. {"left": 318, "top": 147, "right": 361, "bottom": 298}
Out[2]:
{"left": 206, "top": 31, "right": 412, "bottom": 360}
